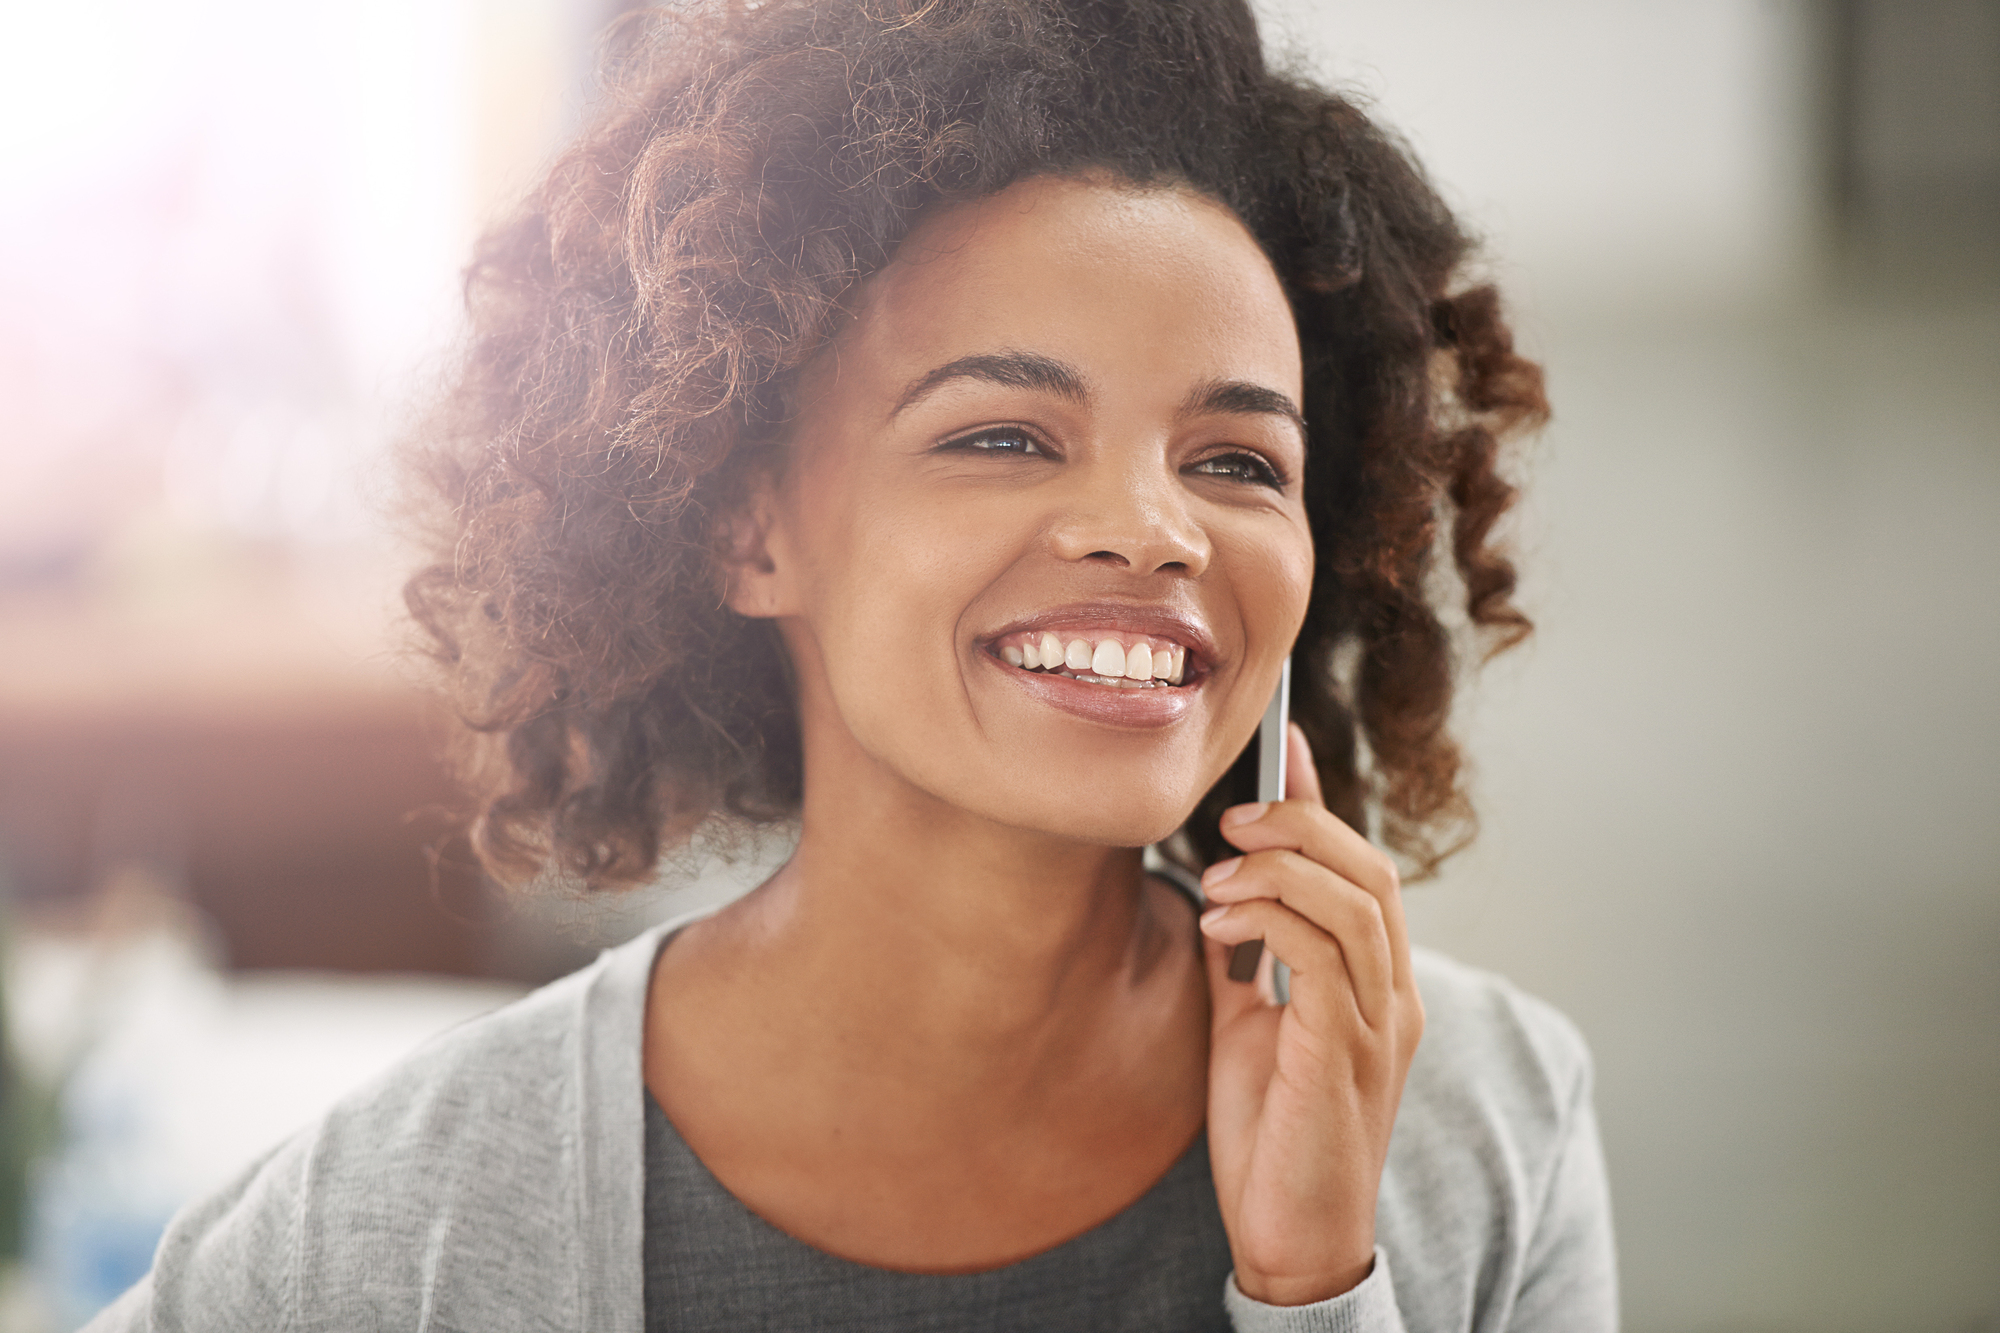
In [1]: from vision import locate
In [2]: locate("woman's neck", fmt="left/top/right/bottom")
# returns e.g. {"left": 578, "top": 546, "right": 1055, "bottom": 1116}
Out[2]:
{"left": 685, "top": 726, "right": 1190, "bottom": 1095}
{"left": 642, "top": 718, "right": 1210, "bottom": 1270}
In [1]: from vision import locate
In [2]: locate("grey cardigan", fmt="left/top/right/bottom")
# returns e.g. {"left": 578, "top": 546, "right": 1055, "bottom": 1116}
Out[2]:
{"left": 88, "top": 919, "right": 1616, "bottom": 1332}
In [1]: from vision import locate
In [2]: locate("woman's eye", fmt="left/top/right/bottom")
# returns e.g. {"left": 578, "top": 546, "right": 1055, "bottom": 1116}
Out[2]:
{"left": 1190, "top": 451, "right": 1284, "bottom": 489}
{"left": 941, "top": 427, "right": 1046, "bottom": 457}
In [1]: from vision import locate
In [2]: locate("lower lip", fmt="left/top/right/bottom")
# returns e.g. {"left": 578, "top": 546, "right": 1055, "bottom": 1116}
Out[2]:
{"left": 986, "top": 655, "right": 1199, "bottom": 728}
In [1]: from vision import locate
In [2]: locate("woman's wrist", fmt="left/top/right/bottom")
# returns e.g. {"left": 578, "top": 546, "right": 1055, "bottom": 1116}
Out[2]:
{"left": 1233, "top": 1253, "right": 1376, "bottom": 1307}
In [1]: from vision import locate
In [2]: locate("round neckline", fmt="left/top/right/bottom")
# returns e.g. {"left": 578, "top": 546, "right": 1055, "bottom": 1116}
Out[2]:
{"left": 643, "top": 1086, "right": 1214, "bottom": 1280}
{"left": 638, "top": 864, "right": 1215, "bottom": 1279}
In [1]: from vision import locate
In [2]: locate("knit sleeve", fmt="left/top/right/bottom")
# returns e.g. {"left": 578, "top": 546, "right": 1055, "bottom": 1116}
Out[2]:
{"left": 80, "top": 1133, "right": 307, "bottom": 1333}
{"left": 1222, "top": 1250, "right": 1408, "bottom": 1333}
{"left": 1506, "top": 1052, "right": 1619, "bottom": 1331}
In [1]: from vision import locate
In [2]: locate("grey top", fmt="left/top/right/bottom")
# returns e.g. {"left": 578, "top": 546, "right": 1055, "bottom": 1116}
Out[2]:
{"left": 88, "top": 915, "right": 1617, "bottom": 1332}
{"left": 644, "top": 1094, "right": 1236, "bottom": 1330}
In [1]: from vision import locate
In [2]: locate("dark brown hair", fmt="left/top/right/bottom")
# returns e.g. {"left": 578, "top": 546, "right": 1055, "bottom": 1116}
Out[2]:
{"left": 403, "top": 0, "right": 1547, "bottom": 890}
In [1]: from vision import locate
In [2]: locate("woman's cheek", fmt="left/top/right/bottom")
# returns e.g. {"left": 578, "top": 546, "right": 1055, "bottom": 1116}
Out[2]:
{"left": 1220, "top": 518, "right": 1313, "bottom": 639}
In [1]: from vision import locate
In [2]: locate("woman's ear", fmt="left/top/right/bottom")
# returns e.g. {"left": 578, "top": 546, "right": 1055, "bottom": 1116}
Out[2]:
{"left": 717, "top": 472, "right": 794, "bottom": 619}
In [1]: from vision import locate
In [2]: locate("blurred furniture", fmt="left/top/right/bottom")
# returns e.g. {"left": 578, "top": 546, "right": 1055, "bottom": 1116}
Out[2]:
{"left": 0, "top": 560, "right": 497, "bottom": 978}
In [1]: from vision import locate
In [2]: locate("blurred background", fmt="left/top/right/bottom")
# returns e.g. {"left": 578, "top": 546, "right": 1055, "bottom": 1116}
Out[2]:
{"left": 0, "top": 0, "right": 1992, "bottom": 1328}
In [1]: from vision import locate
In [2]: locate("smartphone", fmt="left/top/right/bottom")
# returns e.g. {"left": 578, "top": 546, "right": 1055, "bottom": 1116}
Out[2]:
{"left": 1226, "top": 658, "right": 1292, "bottom": 1003}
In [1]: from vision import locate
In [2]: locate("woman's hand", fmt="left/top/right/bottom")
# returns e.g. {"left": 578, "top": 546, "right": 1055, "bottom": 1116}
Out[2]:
{"left": 1197, "top": 722, "right": 1424, "bottom": 1306}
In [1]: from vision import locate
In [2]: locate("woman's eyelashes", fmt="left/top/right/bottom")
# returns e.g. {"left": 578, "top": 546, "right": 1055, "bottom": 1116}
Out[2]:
{"left": 1187, "top": 450, "right": 1287, "bottom": 490}
{"left": 937, "top": 428, "right": 1287, "bottom": 490}
{"left": 939, "top": 425, "right": 1049, "bottom": 457}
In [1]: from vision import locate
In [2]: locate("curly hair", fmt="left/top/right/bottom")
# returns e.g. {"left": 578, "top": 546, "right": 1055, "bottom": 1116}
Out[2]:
{"left": 402, "top": 0, "right": 1547, "bottom": 891}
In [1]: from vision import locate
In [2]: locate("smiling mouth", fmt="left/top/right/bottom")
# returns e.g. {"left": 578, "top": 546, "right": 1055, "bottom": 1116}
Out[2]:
{"left": 989, "top": 630, "right": 1190, "bottom": 689}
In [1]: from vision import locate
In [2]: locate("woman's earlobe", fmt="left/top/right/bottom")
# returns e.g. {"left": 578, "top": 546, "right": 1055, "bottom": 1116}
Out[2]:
{"left": 718, "top": 488, "right": 789, "bottom": 618}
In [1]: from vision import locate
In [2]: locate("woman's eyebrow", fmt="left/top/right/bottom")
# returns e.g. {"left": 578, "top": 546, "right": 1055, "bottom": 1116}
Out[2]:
{"left": 1180, "top": 379, "right": 1307, "bottom": 440}
{"left": 890, "top": 356, "right": 1304, "bottom": 441}
{"left": 892, "top": 350, "right": 1090, "bottom": 416}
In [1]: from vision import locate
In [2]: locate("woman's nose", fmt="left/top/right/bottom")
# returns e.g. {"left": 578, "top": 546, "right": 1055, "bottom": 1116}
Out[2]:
{"left": 1045, "top": 461, "right": 1211, "bottom": 578}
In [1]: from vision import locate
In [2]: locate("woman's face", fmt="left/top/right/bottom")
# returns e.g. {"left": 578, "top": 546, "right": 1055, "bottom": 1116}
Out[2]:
{"left": 734, "top": 173, "right": 1313, "bottom": 847}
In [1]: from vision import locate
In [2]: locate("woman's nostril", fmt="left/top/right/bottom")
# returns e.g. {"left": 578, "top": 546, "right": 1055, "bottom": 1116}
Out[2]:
{"left": 1085, "top": 550, "right": 1131, "bottom": 565}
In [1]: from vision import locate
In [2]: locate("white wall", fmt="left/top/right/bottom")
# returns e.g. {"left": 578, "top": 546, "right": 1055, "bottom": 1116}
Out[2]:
{"left": 1253, "top": 0, "right": 1821, "bottom": 316}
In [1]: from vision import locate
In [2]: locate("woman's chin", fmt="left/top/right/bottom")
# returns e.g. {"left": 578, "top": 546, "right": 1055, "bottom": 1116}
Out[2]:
{"left": 981, "top": 792, "right": 1197, "bottom": 852}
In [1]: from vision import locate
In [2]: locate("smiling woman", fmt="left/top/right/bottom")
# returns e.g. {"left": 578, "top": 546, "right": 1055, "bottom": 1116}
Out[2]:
{"left": 88, "top": 2, "right": 1612, "bottom": 1331}
{"left": 400, "top": 0, "right": 1544, "bottom": 891}
{"left": 719, "top": 178, "right": 1314, "bottom": 846}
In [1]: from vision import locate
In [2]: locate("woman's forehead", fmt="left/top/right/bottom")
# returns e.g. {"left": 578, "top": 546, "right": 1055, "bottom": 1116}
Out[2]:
{"left": 817, "top": 174, "right": 1303, "bottom": 412}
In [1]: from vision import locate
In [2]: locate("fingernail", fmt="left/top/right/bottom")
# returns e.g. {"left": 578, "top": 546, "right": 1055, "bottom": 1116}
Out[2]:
{"left": 1199, "top": 905, "right": 1232, "bottom": 931}
{"left": 1220, "top": 802, "right": 1269, "bottom": 829}
{"left": 1201, "top": 856, "right": 1243, "bottom": 889}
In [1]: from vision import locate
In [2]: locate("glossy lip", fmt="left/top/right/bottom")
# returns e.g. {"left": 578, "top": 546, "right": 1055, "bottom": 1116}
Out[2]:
{"left": 974, "top": 602, "right": 1215, "bottom": 730}
{"left": 992, "top": 663, "right": 1200, "bottom": 727}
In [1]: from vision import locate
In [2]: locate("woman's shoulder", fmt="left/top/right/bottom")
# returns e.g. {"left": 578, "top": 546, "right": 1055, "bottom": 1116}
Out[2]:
{"left": 308, "top": 912, "right": 683, "bottom": 1149}
{"left": 321, "top": 945, "right": 604, "bottom": 1128}
{"left": 1378, "top": 948, "right": 1616, "bottom": 1330}
{"left": 1405, "top": 945, "right": 1594, "bottom": 1118}
{"left": 1395, "top": 945, "right": 1595, "bottom": 1174}
{"left": 86, "top": 928, "right": 668, "bottom": 1333}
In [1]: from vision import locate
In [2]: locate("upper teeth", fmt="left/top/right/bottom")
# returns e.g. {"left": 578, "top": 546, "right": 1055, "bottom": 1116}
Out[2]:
{"left": 997, "top": 633, "right": 1187, "bottom": 685}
